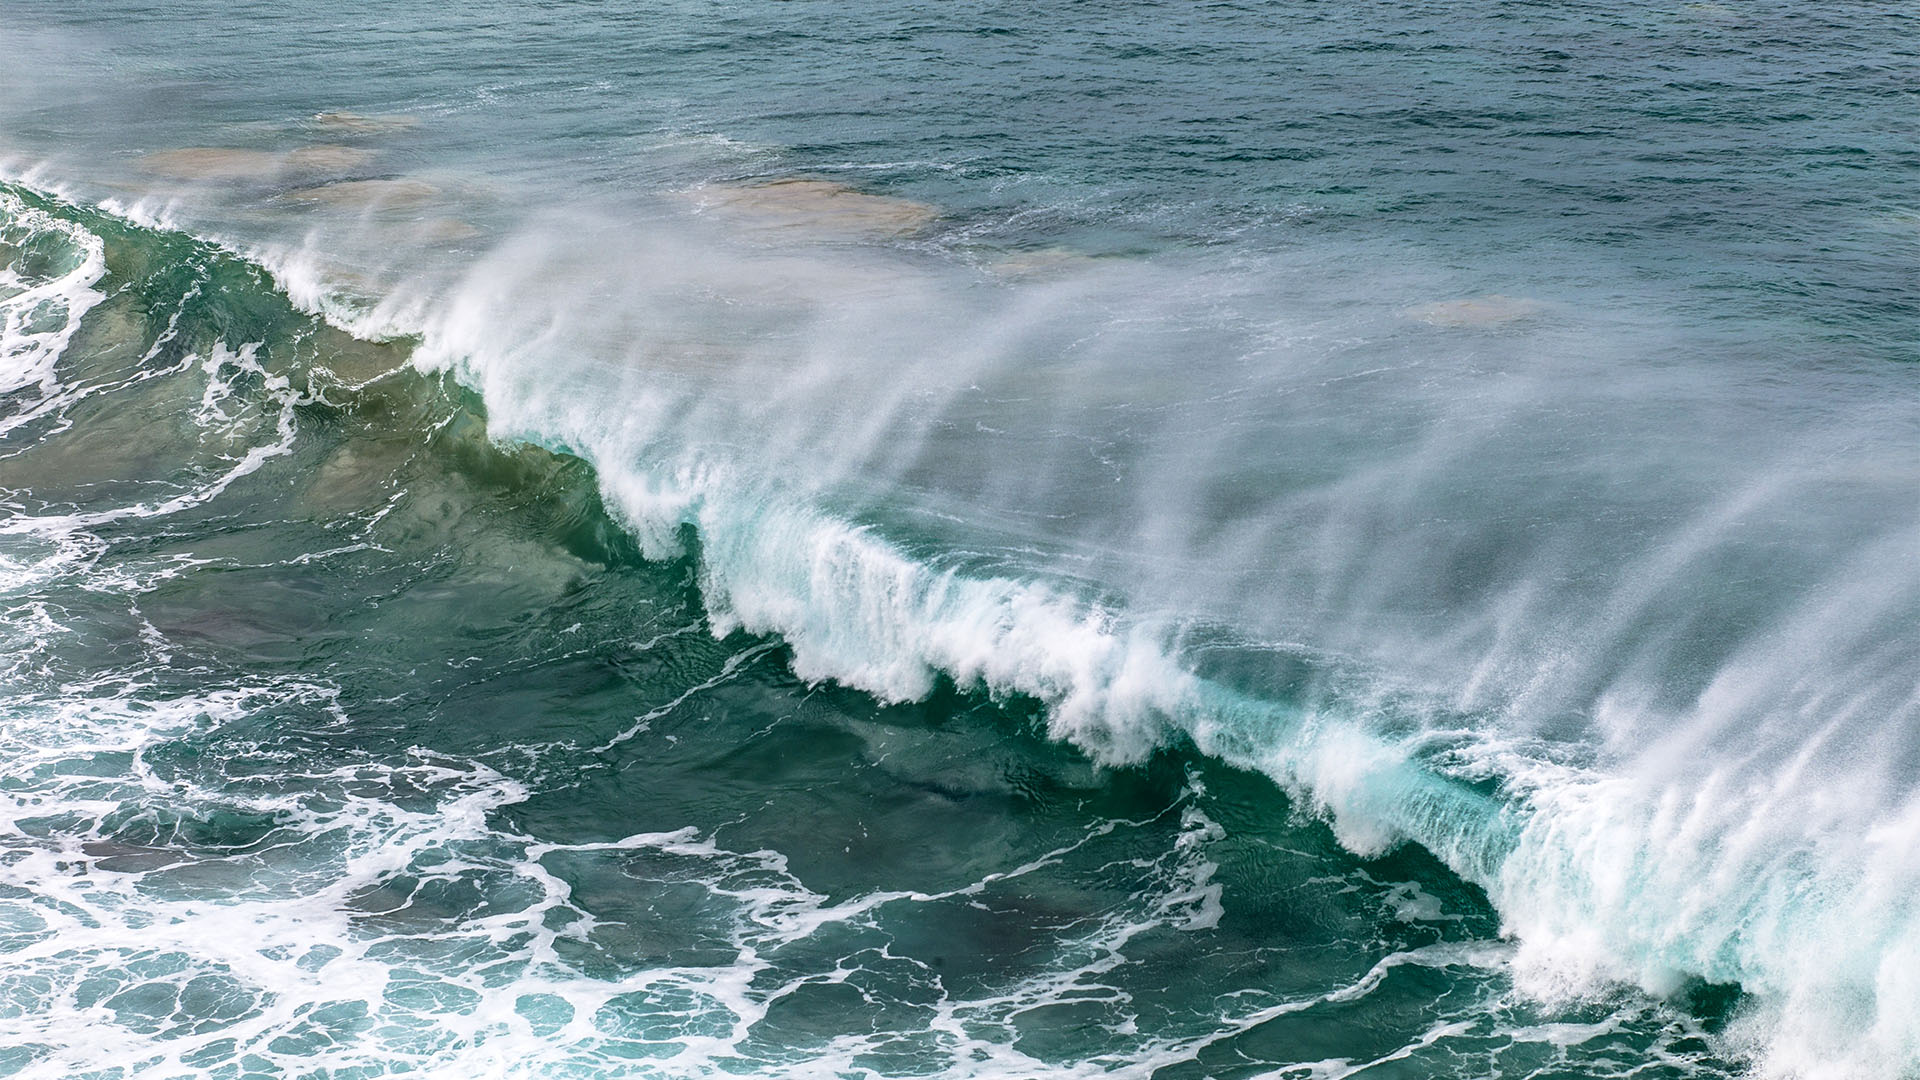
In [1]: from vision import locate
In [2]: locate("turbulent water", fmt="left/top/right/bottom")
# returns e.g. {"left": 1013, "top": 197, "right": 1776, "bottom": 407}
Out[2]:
{"left": 1, "top": 2, "right": 1916, "bottom": 1077}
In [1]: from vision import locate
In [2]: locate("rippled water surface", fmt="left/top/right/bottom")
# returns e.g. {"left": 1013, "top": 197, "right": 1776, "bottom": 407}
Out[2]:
{"left": 0, "top": 2, "right": 1915, "bottom": 1077}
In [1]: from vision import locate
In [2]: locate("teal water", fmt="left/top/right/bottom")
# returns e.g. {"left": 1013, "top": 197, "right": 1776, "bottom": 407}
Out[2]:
{"left": 1, "top": 3, "right": 1916, "bottom": 1077}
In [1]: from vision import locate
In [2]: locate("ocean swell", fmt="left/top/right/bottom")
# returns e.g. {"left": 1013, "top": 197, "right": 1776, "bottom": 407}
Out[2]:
{"left": 393, "top": 211, "right": 1919, "bottom": 1080}
{"left": 9, "top": 179, "right": 1920, "bottom": 1079}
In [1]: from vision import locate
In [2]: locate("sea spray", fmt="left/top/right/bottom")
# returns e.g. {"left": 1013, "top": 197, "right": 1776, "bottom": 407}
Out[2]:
{"left": 1, "top": 0, "right": 1915, "bottom": 1068}
{"left": 256, "top": 187, "right": 1917, "bottom": 1078}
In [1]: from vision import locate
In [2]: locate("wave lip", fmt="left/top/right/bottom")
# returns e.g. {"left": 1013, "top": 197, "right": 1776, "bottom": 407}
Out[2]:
{"left": 401, "top": 226, "right": 1920, "bottom": 1078}
{"left": 7, "top": 178, "right": 1920, "bottom": 1078}
{"left": 654, "top": 475, "right": 1920, "bottom": 1079}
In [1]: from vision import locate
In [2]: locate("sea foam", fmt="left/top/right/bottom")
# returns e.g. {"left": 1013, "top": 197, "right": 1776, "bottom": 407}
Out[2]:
{"left": 10, "top": 179, "right": 1918, "bottom": 1078}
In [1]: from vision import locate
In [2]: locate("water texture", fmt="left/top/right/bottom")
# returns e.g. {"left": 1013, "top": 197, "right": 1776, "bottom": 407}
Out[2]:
{"left": 0, "top": 2, "right": 1915, "bottom": 1077}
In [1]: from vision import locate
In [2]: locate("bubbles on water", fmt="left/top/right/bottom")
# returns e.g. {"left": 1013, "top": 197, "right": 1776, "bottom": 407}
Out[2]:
{"left": 0, "top": 158, "right": 1900, "bottom": 1077}
{"left": 0, "top": 190, "right": 107, "bottom": 424}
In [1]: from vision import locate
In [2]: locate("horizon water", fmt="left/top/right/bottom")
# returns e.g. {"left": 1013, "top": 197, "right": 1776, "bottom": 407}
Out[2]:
{"left": 1, "top": 2, "right": 1917, "bottom": 1077}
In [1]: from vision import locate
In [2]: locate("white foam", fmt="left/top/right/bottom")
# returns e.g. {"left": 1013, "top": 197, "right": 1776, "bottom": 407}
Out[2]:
{"left": 0, "top": 337, "right": 303, "bottom": 549}
{"left": 0, "top": 673, "right": 1408, "bottom": 1080}
{"left": 0, "top": 189, "right": 106, "bottom": 425}
{"left": 340, "top": 216, "right": 1920, "bottom": 1077}
{"left": 6, "top": 177, "right": 1916, "bottom": 1077}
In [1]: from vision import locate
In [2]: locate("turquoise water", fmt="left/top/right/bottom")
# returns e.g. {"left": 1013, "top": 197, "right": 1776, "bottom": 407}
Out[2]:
{"left": 1, "top": 3, "right": 1916, "bottom": 1077}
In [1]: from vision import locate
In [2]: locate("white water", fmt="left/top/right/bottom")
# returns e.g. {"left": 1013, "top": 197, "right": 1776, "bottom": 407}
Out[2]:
{"left": 4, "top": 174, "right": 1918, "bottom": 1076}
{"left": 394, "top": 202, "right": 1917, "bottom": 1078}
{"left": 0, "top": 189, "right": 107, "bottom": 435}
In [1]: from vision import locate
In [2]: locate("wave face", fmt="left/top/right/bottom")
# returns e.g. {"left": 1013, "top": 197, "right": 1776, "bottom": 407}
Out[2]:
{"left": 2, "top": 0, "right": 1918, "bottom": 1076}
{"left": 409, "top": 224, "right": 1920, "bottom": 1077}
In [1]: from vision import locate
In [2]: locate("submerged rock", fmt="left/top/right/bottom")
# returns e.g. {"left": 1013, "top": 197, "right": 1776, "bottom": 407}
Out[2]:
{"left": 992, "top": 247, "right": 1102, "bottom": 279}
{"left": 686, "top": 177, "right": 937, "bottom": 238}
{"left": 276, "top": 177, "right": 441, "bottom": 210}
{"left": 409, "top": 217, "right": 482, "bottom": 242}
{"left": 1402, "top": 294, "right": 1547, "bottom": 327}
{"left": 309, "top": 110, "right": 423, "bottom": 135}
{"left": 282, "top": 144, "right": 376, "bottom": 174}
{"left": 138, "top": 147, "right": 281, "bottom": 180}
{"left": 138, "top": 144, "right": 374, "bottom": 182}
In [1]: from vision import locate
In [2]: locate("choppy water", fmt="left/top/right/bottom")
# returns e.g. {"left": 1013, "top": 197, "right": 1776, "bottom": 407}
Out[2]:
{"left": 1, "top": 2, "right": 1916, "bottom": 1077}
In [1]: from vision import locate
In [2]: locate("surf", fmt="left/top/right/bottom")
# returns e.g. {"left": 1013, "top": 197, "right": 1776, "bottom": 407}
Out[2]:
{"left": 5, "top": 176, "right": 1910, "bottom": 1075}
{"left": 0, "top": 0, "right": 1916, "bottom": 1064}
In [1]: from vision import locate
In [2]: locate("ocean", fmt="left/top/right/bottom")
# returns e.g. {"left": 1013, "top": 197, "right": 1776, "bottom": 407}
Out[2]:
{"left": 0, "top": 1, "right": 1916, "bottom": 1077}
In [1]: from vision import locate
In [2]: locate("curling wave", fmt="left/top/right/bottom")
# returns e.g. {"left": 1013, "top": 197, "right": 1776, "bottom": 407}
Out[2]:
{"left": 8, "top": 178, "right": 1920, "bottom": 1079}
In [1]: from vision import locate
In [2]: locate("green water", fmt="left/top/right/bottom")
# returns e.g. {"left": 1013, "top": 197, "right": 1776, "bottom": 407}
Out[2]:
{"left": 2, "top": 0, "right": 1916, "bottom": 1075}
{"left": 0, "top": 186, "right": 1749, "bottom": 1078}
